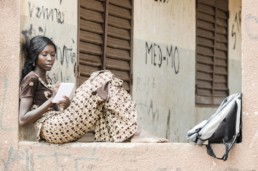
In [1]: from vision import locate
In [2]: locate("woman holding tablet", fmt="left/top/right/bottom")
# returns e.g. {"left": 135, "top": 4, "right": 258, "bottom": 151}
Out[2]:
{"left": 19, "top": 35, "right": 168, "bottom": 144}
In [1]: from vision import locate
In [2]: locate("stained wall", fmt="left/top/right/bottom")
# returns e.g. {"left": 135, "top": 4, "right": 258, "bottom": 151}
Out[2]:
{"left": 20, "top": 0, "right": 77, "bottom": 83}
{"left": 0, "top": 0, "right": 257, "bottom": 170}
{"left": 133, "top": 0, "right": 242, "bottom": 142}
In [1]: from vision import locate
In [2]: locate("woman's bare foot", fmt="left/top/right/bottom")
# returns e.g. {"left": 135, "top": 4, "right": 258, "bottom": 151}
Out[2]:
{"left": 130, "top": 129, "right": 168, "bottom": 143}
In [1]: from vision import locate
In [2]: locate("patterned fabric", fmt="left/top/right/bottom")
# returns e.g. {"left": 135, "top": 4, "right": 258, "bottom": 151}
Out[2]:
{"left": 20, "top": 71, "right": 53, "bottom": 107}
{"left": 35, "top": 70, "right": 138, "bottom": 144}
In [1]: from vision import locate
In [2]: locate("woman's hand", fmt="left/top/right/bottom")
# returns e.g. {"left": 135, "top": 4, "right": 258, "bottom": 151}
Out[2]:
{"left": 47, "top": 82, "right": 60, "bottom": 101}
{"left": 57, "top": 96, "right": 70, "bottom": 112}
{"left": 51, "top": 82, "right": 60, "bottom": 96}
{"left": 48, "top": 82, "right": 70, "bottom": 112}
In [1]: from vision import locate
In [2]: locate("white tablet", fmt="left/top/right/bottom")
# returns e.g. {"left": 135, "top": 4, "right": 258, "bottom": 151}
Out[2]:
{"left": 52, "top": 83, "right": 75, "bottom": 103}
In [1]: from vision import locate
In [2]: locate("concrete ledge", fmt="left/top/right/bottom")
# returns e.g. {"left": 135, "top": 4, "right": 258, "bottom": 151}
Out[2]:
{"left": 17, "top": 141, "right": 252, "bottom": 171}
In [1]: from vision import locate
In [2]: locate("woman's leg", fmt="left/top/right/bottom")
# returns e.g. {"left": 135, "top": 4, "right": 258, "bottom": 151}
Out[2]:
{"left": 40, "top": 70, "right": 168, "bottom": 143}
{"left": 94, "top": 74, "right": 168, "bottom": 143}
{"left": 40, "top": 71, "right": 113, "bottom": 144}
{"left": 94, "top": 76, "right": 138, "bottom": 142}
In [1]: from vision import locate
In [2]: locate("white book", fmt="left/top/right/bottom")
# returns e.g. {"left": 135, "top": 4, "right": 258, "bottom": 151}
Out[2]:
{"left": 52, "top": 83, "right": 75, "bottom": 103}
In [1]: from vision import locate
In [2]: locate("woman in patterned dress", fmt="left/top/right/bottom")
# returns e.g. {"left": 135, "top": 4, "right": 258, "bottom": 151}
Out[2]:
{"left": 19, "top": 35, "right": 168, "bottom": 144}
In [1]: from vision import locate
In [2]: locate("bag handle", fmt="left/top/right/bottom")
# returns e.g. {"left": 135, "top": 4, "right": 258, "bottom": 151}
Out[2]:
{"left": 206, "top": 135, "right": 238, "bottom": 161}
{"left": 206, "top": 98, "right": 241, "bottom": 161}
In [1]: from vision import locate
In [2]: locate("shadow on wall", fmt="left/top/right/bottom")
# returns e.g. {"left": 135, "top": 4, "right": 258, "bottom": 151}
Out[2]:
{"left": 19, "top": 124, "right": 36, "bottom": 141}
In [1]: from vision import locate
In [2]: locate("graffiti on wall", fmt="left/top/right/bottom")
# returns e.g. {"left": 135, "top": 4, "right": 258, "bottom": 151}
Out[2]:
{"left": 137, "top": 99, "right": 179, "bottom": 142}
{"left": 21, "top": 1, "right": 76, "bottom": 82}
{"left": 145, "top": 42, "right": 180, "bottom": 74}
{"left": 21, "top": 24, "right": 76, "bottom": 82}
{"left": 2, "top": 146, "right": 153, "bottom": 171}
{"left": 135, "top": 74, "right": 181, "bottom": 141}
{"left": 56, "top": 43, "right": 76, "bottom": 66}
{"left": 2, "top": 144, "right": 256, "bottom": 171}
{"left": 1, "top": 147, "right": 18, "bottom": 171}
{"left": 138, "top": 41, "right": 182, "bottom": 141}
{"left": 28, "top": 1, "right": 65, "bottom": 24}
{"left": 154, "top": 0, "right": 169, "bottom": 3}
{"left": 231, "top": 9, "right": 241, "bottom": 50}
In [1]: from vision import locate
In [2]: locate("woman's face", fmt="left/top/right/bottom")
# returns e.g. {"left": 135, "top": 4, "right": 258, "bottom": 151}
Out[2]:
{"left": 36, "top": 45, "right": 56, "bottom": 71}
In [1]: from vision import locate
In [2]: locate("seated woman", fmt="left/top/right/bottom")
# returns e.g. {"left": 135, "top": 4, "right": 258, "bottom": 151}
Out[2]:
{"left": 19, "top": 35, "right": 168, "bottom": 144}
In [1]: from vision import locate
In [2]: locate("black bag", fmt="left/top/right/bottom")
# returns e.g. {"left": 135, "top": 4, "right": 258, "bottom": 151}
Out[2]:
{"left": 187, "top": 93, "right": 242, "bottom": 161}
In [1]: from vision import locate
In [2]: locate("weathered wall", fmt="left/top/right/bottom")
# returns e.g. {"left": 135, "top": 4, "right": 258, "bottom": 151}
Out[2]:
{"left": 17, "top": 141, "right": 255, "bottom": 171}
{"left": 228, "top": 0, "right": 242, "bottom": 94}
{"left": 241, "top": 0, "right": 258, "bottom": 166}
{"left": 20, "top": 0, "right": 77, "bottom": 83}
{"left": 1, "top": 0, "right": 258, "bottom": 170}
{"left": 0, "top": 0, "right": 20, "bottom": 170}
{"left": 133, "top": 0, "right": 242, "bottom": 142}
{"left": 133, "top": 0, "right": 196, "bottom": 143}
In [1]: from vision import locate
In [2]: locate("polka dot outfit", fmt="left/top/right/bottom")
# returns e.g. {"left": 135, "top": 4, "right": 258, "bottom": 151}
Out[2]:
{"left": 34, "top": 70, "right": 138, "bottom": 144}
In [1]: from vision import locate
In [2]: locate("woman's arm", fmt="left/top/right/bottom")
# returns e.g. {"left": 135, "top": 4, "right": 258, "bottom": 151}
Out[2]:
{"left": 19, "top": 97, "right": 55, "bottom": 126}
{"left": 19, "top": 83, "right": 70, "bottom": 126}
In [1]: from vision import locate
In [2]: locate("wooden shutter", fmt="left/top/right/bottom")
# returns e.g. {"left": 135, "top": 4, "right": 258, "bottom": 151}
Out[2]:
{"left": 196, "top": 0, "right": 229, "bottom": 106}
{"left": 78, "top": 0, "right": 133, "bottom": 93}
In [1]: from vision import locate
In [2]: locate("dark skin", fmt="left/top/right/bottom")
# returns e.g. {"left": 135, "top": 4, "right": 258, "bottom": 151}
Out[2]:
{"left": 19, "top": 45, "right": 70, "bottom": 126}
